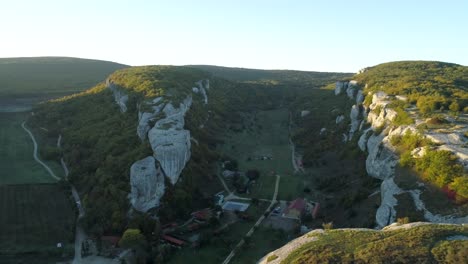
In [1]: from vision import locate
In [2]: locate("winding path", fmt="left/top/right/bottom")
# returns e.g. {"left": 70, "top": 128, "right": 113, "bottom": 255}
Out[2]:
{"left": 21, "top": 122, "right": 61, "bottom": 181}
{"left": 221, "top": 175, "right": 280, "bottom": 264}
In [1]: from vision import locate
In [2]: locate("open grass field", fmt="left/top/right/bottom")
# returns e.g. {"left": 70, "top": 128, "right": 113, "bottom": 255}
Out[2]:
{"left": 219, "top": 108, "right": 302, "bottom": 200}
{"left": 0, "top": 113, "right": 61, "bottom": 184}
{"left": 0, "top": 184, "right": 75, "bottom": 255}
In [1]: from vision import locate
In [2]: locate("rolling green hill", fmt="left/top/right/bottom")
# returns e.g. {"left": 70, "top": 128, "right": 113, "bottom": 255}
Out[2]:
{"left": 0, "top": 57, "right": 127, "bottom": 106}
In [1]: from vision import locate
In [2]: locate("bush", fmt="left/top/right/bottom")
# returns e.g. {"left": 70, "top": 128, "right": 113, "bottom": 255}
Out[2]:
{"left": 267, "top": 255, "right": 279, "bottom": 262}
{"left": 397, "top": 217, "right": 410, "bottom": 225}
{"left": 119, "top": 229, "right": 146, "bottom": 249}
{"left": 322, "top": 222, "right": 333, "bottom": 230}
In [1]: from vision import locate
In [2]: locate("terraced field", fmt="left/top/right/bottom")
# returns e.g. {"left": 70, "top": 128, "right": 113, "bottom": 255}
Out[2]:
{"left": 0, "top": 184, "right": 75, "bottom": 255}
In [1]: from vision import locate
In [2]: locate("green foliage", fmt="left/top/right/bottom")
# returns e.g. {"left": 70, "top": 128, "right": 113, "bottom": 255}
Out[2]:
{"left": 431, "top": 240, "right": 468, "bottom": 263}
{"left": 415, "top": 149, "right": 465, "bottom": 192}
{"left": 267, "top": 255, "right": 279, "bottom": 262}
{"left": 322, "top": 222, "right": 333, "bottom": 230}
{"left": 392, "top": 107, "right": 414, "bottom": 125}
{"left": 355, "top": 61, "right": 468, "bottom": 116}
{"left": 119, "top": 229, "right": 146, "bottom": 249}
{"left": 108, "top": 66, "right": 208, "bottom": 101}
{"left": 396, "top": 217, "right": 410, "bottom": 225}
{"left": 282, "top": 224, "right": 468, "bottom": 264}
{"left": 390, "top": 130, "right": 431, "bottom": 152}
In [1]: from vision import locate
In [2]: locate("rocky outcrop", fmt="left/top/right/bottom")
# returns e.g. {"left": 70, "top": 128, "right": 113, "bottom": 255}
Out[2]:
{"left": 356, "top": 90, "right": 364, "bottom": 104}
{"left": 336, "top": 115, "right": 345, "bottom": 124}
{"left": 342, "top": 86, "right": 468, "bottom": 228}
{"left": 408, "top": 189, "right": 468, "bottom": 224}
{"left": 129, "top": 156, "right": 165, "bottom": 212}
{"left": 137, "top": 97, "right": 165, "bottom": 141}
{"left": 349, "top": 105, "right": 361, "bottom": 139}
{"left": 195, "top": 79, "right": 209, "bottom": 104}
{"left": 148, "top": 96, "right": 193, "bottom": 185}
{"left": 107, "top": 78, "right": 210, "bottom": 211}
{"left": 366, "top": 92, "right": 397, "bottom": 129}
{"left": 335, "top": 81, "right": 346, "bottom": 95}
{"left": 376, "top": 178, "right": 402, "bottom": 227}
{"left": 106, "top": 79, "right": 128, "bottom": 112}
{"left": 358, "top": 128, "right": 372, "bottom": 151}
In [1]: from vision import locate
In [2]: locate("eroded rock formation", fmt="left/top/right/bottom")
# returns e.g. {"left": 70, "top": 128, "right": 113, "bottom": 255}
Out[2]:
{"left": 129, "top": 156, "right": 165, "bottom": 212}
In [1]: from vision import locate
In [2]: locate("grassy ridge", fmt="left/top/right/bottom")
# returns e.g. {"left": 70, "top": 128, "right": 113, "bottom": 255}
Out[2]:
{"left": 281, "top": 224, "right": 468, "bottom": 263}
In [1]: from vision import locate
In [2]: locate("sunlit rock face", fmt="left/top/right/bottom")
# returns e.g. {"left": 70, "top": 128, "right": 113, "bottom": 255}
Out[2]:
{"left": 129, "top": 156, "right": 165, "bottom": 212}
{"left": 376, "top": 178, "right": 402, "bottom": 228}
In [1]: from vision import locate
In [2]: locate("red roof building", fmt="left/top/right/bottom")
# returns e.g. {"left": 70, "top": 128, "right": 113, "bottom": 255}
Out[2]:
{"left": 191, "top": 208, "right": 213, "bottom": 221}
{"left": 101, "top": 236, "right": 121, "bottom": 247}
{"left": 282, "top": 198, "right": 306, "bottom": 220}
{"left": 162, "top": 235, "right": 185, "bottom": 246}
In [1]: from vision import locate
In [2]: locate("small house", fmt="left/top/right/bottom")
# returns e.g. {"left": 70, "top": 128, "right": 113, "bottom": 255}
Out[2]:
{"left": 282, "top": 198, "right": 306, "bottom": 220}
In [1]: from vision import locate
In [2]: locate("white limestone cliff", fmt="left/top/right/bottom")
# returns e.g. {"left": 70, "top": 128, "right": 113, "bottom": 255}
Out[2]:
{"left": 148, "top": 96, "right": 193, "bottom": 185}
{"left": 129, "top": 156, "right": 165, "bottom": 212}
{"left": 335, "top": 81, "right": 346, "bottom": 95}
{"left": 137, "top": 97, "right": 165, "bottom": 141}
{"left": 376, "top": 178, "right": 402, "bottom": 227}
{"left": 346, "top": 87, "right": 467, "bottom": 227}
{"left": 349, "top": 104, "right": 361, "bottom": 139}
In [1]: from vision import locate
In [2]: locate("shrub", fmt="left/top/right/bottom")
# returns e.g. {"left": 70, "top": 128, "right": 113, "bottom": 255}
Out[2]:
{"left": 397, "top": 217, "right": 410, "bottom": 225}
{"left": 322, "top": 222, "right": 333, "bottom": 230}
{"left": 267, "top": 255, "right": 279, "bottom": 262}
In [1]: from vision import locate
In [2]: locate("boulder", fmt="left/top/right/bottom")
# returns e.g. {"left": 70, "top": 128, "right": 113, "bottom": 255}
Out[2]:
{"left": 129, "top": 156, "right": 165, "bottom": 212}
{"left": 320, "top": 128, "right": 327, "bottom": 135}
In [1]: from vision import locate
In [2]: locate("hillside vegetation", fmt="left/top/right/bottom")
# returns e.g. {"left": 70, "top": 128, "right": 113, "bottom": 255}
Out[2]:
{"left": 0, "top": 57, "right": 127, "bottom": 99}
{"left": 263, "top": 223, "right": 468, "bottom": 264}
{"left": 356, "top": 61, "right": 468, "bottom": 114}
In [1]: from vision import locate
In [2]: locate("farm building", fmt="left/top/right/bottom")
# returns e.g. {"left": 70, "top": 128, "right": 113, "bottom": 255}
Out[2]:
{"left": 282, "top": 198, "right": 306, "bottom": 220}
{"left": 191, "top": 208, "right": 213, "bottom": 221}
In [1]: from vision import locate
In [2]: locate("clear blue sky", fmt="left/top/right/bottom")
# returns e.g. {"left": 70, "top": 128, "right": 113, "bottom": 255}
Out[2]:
{"left": 1, "top": 0, "right": 467, "bottom": 72}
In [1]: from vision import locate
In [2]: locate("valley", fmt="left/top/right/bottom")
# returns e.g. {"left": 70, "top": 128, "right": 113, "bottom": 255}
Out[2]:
{"left": 0, "top": 60, "right": 466, "bottom": 264}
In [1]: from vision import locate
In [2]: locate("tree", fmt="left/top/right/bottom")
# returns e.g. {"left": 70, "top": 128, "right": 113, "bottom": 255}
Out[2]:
{"left": 119, "top": 229, "right": 146, "bottom": 249}
{"left": 246, "top": 169, "right": 260, "bottom": 181}
{"left": 449, "top": 101, "right": 460, "bottom": 112}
